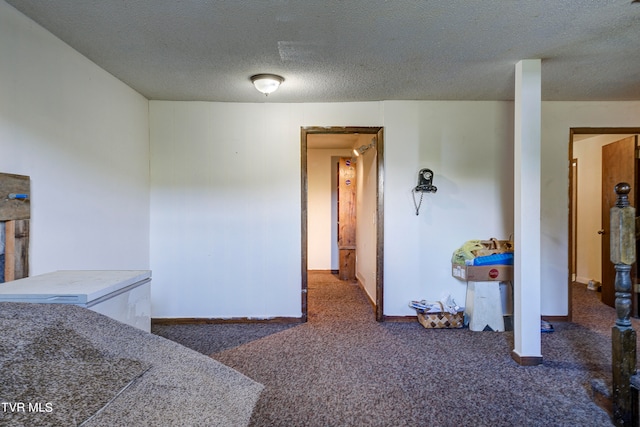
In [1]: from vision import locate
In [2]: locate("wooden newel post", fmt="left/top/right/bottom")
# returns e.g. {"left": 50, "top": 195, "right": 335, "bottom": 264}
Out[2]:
{"left": 611, "top": 182, "right": 637, "bottom": 426}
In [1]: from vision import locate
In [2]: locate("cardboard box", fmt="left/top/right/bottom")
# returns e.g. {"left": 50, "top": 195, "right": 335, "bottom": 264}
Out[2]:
{"left": 452, "top": 263, "right": 512, "bottom": 282}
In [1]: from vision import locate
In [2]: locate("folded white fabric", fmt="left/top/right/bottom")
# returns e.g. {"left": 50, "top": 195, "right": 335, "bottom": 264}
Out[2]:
{"left": 409, "top": 295, "right": 462, "bottom": 314}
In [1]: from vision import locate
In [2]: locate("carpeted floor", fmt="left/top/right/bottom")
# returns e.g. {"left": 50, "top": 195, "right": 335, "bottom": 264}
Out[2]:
{"left": 1, "top": 302, "right": 264, "bottom": 427}
{"left": 153, "top": 272, "right": 632, "bottom": 427}
{"left": 1, "top": 318, "right": 151, "bottom": 427}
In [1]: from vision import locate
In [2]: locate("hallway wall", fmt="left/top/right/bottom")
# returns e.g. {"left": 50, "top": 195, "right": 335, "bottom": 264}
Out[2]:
{"left": 307, "top": 148, "right": 352, "bottom": 270}
{"left": 355, "top": 137, "right": 378, "bottom": 301}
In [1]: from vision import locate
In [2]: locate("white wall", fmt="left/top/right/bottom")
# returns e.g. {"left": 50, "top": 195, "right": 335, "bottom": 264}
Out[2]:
{"left": 383, "top": 101, "right": 515, "bottom": 314}
{"left": 573, "top": 137, "right": 604, "bottom": 284}
{"left": 307, "top": 148, "right": 352, "bottom": 270}
{"left": 149, "top": 101, "right": 383, "bottom": 318}
{"left": 355, "top": 136, "right": 378, "bottom": 301}
{"left": 0, "top": 1, "right": 150, "bottom": 275}
{"left": 542, "top": 102, "right": 640, "bottom": 315}
{"left": 150, "top": 100, "right": 516, "bottom": 318}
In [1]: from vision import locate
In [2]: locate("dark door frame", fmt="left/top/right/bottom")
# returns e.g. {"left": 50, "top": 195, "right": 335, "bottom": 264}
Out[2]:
{"left": 568, "top": 127, "right": 640, "bottom": 321}
{"left": 301, "top": 126, "right": 385, "bottom": 321}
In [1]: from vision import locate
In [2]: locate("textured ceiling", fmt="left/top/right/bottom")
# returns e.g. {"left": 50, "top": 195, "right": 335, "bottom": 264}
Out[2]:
{"left": 5, "top": 0, "right": 640, "bottom": 103}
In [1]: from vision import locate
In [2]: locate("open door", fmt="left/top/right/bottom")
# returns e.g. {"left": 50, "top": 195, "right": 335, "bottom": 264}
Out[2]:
{"left": 601, "top": 136, "right": 637, "bottom": 309}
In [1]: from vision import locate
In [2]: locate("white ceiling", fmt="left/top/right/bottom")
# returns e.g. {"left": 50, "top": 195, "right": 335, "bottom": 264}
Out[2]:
{"left": 307, "top": 133, "right": 373, "bottom": 150}
{"left": 5, "top": 0, "right": 640, "bottom": 103}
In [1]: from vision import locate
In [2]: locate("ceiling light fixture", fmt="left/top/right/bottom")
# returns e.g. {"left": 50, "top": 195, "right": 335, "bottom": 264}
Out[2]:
{"left": 250, "top": 74, "right": 284, "bottom": 95}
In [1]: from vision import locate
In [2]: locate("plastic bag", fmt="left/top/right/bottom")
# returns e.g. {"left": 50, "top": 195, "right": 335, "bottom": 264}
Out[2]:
{"left": 409, "top": 295, "right": 462, "bottom": 315}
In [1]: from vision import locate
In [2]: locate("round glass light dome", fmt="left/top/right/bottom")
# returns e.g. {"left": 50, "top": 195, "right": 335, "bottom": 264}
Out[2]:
{"left": 250, "top": 74, "right": 284, "bottom": 95}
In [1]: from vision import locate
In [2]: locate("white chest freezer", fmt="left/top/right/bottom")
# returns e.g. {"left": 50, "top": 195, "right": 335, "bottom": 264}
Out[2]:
{"left": 0, "top": 270, "right": 152, "bottom": 332}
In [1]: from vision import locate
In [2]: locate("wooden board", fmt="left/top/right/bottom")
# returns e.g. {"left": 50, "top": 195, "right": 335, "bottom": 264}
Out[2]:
{"left": 0, "top": 173, "right": 30, "bottom": 220}
{"left": 13, "top": 219, "right": 30, "bottom": 280}
{"left": 3, "top": 219, "right": 29, "bottom": 282}
{"left": 338, "top": 158, "right": 356, "bottom": 248}
{"left": 339, "top": 249, "right": 355, "bottom": 281}
{"left": 338, "top": 158, "right": 357, "bottom": 280}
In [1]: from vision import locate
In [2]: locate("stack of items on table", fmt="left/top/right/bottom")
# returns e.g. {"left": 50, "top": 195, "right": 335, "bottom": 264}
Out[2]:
{"left": 451, "top": 238, "right": 514, "bottom": 332}
{"left": 451, "top": 238, "right": 513, "bottom": 282}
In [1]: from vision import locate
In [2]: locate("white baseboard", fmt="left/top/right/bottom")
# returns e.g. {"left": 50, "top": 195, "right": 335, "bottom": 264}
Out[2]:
{"left": 575, "top": 276, "right": 591, "bottom": 285}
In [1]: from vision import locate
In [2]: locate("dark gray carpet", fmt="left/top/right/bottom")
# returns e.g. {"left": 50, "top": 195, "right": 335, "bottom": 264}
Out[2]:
{"left": 0, "top": 319, "right": 150, "bottom": 427}
{"left": 1, "top": 302, "right": 264, "bottom": 427}
{"left": 152, "top": 322, "right": 297, "bottom": 355}
{"left": 155, "top": 272, "right": 626, "bottom": 426}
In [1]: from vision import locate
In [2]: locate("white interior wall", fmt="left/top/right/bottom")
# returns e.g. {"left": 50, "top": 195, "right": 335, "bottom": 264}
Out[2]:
{"left": 307, "top": 148, "right": 352, "bottom": 270}
{"left": 573, "top": 137, "right": 604, "bottom": 284}
{"left": 149, "top": 101, "right": 383, "bottom": 318}
{"left": 0, "top": 1, "right": 150, "bottom": 275}
{"left": 383, "top": 101, "right": 515, "bottom": 314}
{"left": 150, "top": 100, "right": 519, "bottom": 319}
{"left": 355, "top": 137, "right": 378, "bottom": 301}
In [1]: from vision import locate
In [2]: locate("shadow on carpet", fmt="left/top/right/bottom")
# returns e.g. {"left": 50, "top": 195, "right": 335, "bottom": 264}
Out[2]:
{"left": 0, "top": 321, "right": 150, "bottom": 427}
{"left": 152, "top": 323, "right": 298, "bottom": 355}
{"left": 1, "top": 303, "right": 264, "bottom": 427}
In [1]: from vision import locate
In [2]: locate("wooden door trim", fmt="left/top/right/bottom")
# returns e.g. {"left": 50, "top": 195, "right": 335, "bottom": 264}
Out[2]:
{"left": 301, "top": 126, "right": 385, "bottom": 321}
{"left": 300, "top": 128, "right": 308, "bottom": 322}
{"left": 568, "top": 127, "right": 640, "bottom": 321}
{"left": 571, "top": 158, "right": 578, "bottom": 283}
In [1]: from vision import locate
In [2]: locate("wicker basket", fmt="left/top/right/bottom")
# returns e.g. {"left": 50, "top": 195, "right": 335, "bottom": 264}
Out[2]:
{"left": 417, "top": 310, "right": 464, "bottom": 329}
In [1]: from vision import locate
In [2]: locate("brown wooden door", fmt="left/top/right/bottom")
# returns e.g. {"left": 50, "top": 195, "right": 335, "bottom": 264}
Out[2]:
{"left": 601, "top": 136, "right": 637, "bottom": 308}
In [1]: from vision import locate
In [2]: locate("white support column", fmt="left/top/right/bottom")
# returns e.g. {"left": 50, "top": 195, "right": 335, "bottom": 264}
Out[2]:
{"left": 512, "top": 59, "right": 542, "bottom": 365}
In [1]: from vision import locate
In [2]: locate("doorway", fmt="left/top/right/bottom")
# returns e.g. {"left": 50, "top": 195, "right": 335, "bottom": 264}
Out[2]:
{"left": 301, "top": 127, "right": 384, "bottom": 321}
{"left": 569, "top": 128, "right": 640, "bottom": 319}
